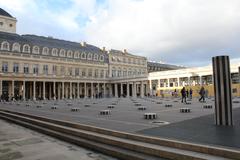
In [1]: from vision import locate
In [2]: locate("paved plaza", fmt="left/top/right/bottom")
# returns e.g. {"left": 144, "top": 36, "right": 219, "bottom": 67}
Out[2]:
{"left": 1, "top": 96, "right": 240, "bottom": 150}
{"left": 0, "top": 119, "right": 116, "bottom": 160}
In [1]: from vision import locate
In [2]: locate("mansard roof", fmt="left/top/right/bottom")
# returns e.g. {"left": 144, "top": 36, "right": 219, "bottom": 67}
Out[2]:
{"left": 0, "top": 31, "right": 105, "bottom": 54}
{"left": 0, "top": 8, "right": 13, "bottom": 18}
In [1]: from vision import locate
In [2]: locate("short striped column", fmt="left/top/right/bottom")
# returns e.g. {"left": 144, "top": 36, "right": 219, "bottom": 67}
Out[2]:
{"left": 212, "top": 55, "right": 233, "bottom": 126}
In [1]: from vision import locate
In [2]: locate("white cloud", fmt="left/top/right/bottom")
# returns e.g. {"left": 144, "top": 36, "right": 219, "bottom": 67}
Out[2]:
{"left": 1, "top": 0, "right": 240, "bottom": 66}
{"left": 83, "top": 0, "right": 240, "bottom": 65}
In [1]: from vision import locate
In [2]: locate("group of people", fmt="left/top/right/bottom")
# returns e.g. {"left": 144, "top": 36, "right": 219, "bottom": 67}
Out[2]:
{"left": 180, "top": 86, "right": 206, "bottom": 103}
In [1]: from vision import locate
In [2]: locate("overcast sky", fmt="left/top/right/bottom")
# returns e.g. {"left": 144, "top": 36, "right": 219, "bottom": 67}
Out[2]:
{"left": 1, "top": 0, "right": 240, "bottom": 67}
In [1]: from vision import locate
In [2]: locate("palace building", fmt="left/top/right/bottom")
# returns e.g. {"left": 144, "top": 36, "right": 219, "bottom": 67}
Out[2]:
{"left": 0, "top": 8, "right": 149, "bottom": 101}
{"left": 0, "top": 8, "right": 239, "bottom": 101}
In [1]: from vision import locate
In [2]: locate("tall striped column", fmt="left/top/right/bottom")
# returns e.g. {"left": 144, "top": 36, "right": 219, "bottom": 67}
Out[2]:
{"left": 212, "top": 55, "right": 233, "bottom": 126}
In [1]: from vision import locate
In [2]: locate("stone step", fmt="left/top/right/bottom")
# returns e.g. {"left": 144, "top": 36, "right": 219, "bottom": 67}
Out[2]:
{"left": 0, "top": 111, "right": 234, "bottom": 160}
{"left": 0, "top": 114, "right": 163, "bottom": 160}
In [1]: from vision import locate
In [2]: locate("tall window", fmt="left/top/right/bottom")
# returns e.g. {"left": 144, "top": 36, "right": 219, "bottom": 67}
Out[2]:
{"left": 33, "top": 64, "right": 39, "bottom": 74}
{"left": 87, "top": 53, "right": 92, "bottom": 60}
{"left": 81, "top": 52, "right": 86, "bottom": 59}
{"left": 93, "top": 54, "right": 98, "bottom": 61}
{"left": 94, "top": 69, "right": 98, "bottom": 78}
{"left": 75, "top": 68, "right": 79, "bottom": 76}
{"left": 68, "top": 67, "right": 72, "bottom": 76}
{"left": 23, "top": 64, "right": 29, "bottom": 74}
{"left": 2, "top": 62, "right": 8, "bottom": 73}
{"left": 59, "top": 49, "right": 65, "bottom": 57}
{"left": 67, "top": 50, "right": 73, "bottom": 58}
{"left": 13, "top": 63, "right": 19, "bottom": 73}
{"left": 100, "top": 70, "right": 104, "bottom": 78}
{"left": 61, "top": 66, "right": 65, "bottom": 75}
{"left": 88, "top": 68, "right": 92, "bottom": 77}
{"left": 43, "top": 65, "right": 48, "bottom": 75}
{"left": 52, "top": 65, "right": 57, "bottom": 75}
{"left": 112, "top": 68, "right": 116, "bottom": 77}
{"left": 82, "top": 68, "right": 86, "bottom": 77}
{"left": 74, "top": 52, "right": 80, "bottom": 58}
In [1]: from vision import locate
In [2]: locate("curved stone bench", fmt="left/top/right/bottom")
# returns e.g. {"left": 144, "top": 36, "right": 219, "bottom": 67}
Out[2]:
{"left": 25, "top": 104, "right": 30, "bottom": 107}
{"left": 156, "top": 101, "right": 162, "bottom": 104}
{"left": 203, "top": 104, "right": 212, "bottom": 109}
{"left": 138, "top": 106, "right": 146, "bottom": 111}
{"left": 180, "top": 108, "right": 191, "bottom": 113}
{"left": 100, "top": 110, "right": 111, "bottom": 115}
{"left": 233, "top": 100, "right": 240, "bottom": 103}
{"left": 111, "top": 102, "right": 117, "bottom": 105}
{"left": 84, "top": 104, "right": 91, "bottom": 107}
{"left": 108, "top": 105, "right": 115, "bottom": 109}
{"left": 144, "top": 113, "right": 157, "bottom": 119}
{"left": 71, "top": 108, "right": 79, "bottom": 112}
{"left": 135, "top": 103, "right": 142, "bottom": 106}
{"left": 185, "top": 102, "right": 191, "bottom": 105}
{"left": 165, "top": 104, "right": 173, "bottom": 107}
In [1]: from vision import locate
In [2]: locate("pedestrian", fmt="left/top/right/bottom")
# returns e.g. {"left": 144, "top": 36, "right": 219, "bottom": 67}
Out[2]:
{"left": 181, "top": 87, "right": 187, "bottom": 103}
{"left": 186, "top": 89, "right": 189, "bottom": 98}
{"left": 199, "top": 87, "right": 205, "bottom": 102}
{"left": 189, "top": 88, "right": 193, "bottom": 99}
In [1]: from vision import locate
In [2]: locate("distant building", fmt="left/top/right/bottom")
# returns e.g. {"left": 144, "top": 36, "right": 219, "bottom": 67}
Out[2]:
{"left": 147, "top": 61, "right": 184, "bottom": 73}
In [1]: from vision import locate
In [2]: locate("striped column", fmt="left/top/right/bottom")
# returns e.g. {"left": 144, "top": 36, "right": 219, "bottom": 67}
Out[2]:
{"left": 212, "top": 55, "right": 233, "bottom": 126}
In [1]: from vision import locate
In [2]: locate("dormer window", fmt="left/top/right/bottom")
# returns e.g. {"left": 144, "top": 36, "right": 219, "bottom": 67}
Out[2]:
{"left": 42, "top": 47, "right": 49, "bottom": 55}
{"left": 67, "top": 50, "right": 73, "bottom": 58}
{"left": 23, "top": 44, "right": 30, "bottom": 53}
{"left": 12, "top": 43, "right": 20, "bottom": 52}
{"left": 1, "top": 41, "right": 10, "bottom": 51}
{"left": 99, "top": 55, "right": 104, "bottom": 62}
{"left": 32, "top": 46, "right": 40, "bottom": 54}
{"left": 52, "top": 48, "right": 58, "bottom": 56}
{"left": 59, "top": 49, "right": 65, "bottom": 57}
{"left": 93, "top": 54, "right": 98, "bottom": 61}
{"left": 74, "top": 51, "right": 80, "bottom": 58}
{"left": 87, "top": 53, "right": 92, "bottom": 60}
{"left": 81, "top": 52, "right": 86, "bottom": 59}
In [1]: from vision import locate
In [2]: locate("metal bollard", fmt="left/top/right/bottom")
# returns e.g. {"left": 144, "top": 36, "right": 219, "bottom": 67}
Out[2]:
{"left": 212, "top": 55, "right": 233, "bottom": 126}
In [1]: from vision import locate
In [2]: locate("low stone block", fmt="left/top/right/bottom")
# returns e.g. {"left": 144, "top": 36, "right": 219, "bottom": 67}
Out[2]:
{"left": 144, "top": 113, "right": 157, "bottom": 119}
{"left": 100, "top": 110, "right": 111, "bottom": 115}
{"left": 165, "top": 104, "right": 173, "bottom": 107}
{"left": 180, "top": 108, "right": 191, "bottom": 113}
{"left": 203, "top": 104, "right": 213, "bottom": 109}
{"left": 108, "top": 105, "right": 115, "bottom": 108}
{"left": 138, "top": 106, "right": 146, "bottom": 110}
{"left": 71, "top": 108, "right": 79, "bottom": 112}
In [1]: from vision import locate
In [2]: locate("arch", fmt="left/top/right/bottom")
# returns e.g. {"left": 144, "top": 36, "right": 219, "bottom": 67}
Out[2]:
{"left": 81, "top": 52, "right": 86, "bottom": 59}
{"left": 59, "top": 49, "right": 66, "bottom": 57}
{"left": 93, "top": 54, "right": 98, "bottom": 61}
{"left": 32, "top": 45, "right": 40, "bottom": 54}
{"left": 74, "top": 51, "right": 80, "bottom": 58}
{"left": 12, "top": 42, "right": 20, "bottom": 52}
{"left": 1, "top": 41, "right": 10, "bottom": 51}
{"left": 23, "top": 44, "right": 30, "bottom": 53}
{"left": 52, "top": 48, "right": 58, "bottom": 56}
{"left": 87, "top": 53, "right": 92, "bottom": 60}
{"left": 99, "top": 55, "right": 104, "bottom": 61}
{"left": 42, "top": 47, "right": 49, "bottom": 55}
{"left": 67, "top": 50, "right": 73, "bottom": 58}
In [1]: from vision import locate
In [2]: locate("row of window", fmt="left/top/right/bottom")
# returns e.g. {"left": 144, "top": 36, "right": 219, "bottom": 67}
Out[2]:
{"left": 111, "top": 56, "right": 146, "bottom": 65}
{"left": 111, "top": 69, "right": 146, "bottom": 77}
{"left": 0, "top": 41, "right": 105, "bottom": 61}
{"left": 2, "top": 62, "right": 107, "bottom": 78}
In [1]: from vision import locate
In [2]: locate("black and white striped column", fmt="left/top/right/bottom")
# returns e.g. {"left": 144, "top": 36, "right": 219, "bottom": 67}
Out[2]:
{"left": 212, "top": 55, "right": 233, "bottom": 126}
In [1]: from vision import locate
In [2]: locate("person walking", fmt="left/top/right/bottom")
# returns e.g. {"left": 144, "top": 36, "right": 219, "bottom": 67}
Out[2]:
{"left": 186, "top": 89, "right": 189, "bottom": 98}
{"left": 199, "top": 87, "right": 205, "bottom": 102}
{"left": 181, "top": 87, "right": 187, "bottom": 103}
{"left": 189, "top": 88, "right": 193, "bottom": 99}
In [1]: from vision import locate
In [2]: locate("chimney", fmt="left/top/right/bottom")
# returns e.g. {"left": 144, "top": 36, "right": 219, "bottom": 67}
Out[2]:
{"left": 81, "top": 41, "right": 86, "bottom": 47}
{"left": 102, "top": 46, "right": 106, "bottom": 51}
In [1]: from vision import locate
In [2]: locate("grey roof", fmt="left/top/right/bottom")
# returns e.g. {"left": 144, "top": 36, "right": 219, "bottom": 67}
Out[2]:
{"left": 0, "top": 31, "right": 106, "bottom": 54}
{"left": 0, "top": 8, "right": 13, "bottom": 18}
{"left": 147, "top": 61, "right": 185, "bottom": 69}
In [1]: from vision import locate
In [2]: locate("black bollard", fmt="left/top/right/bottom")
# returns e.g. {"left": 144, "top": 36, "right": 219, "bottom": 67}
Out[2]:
{"left": 212, "top": 55, "right": 233, "bottom": 126}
